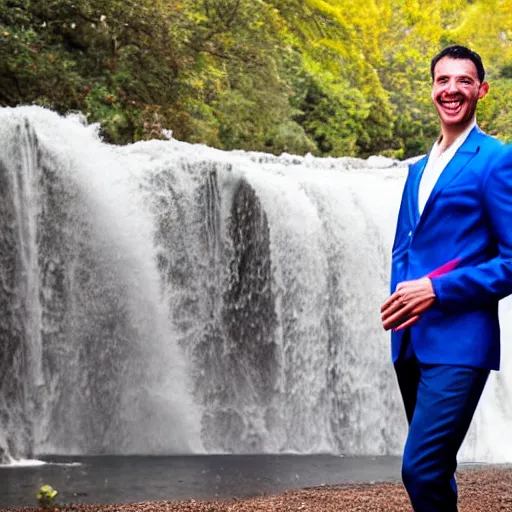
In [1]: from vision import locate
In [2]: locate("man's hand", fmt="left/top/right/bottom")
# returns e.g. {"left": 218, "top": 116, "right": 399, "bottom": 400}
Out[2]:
{"left": 381, "top": 277, "right": 436, "bottom": 331}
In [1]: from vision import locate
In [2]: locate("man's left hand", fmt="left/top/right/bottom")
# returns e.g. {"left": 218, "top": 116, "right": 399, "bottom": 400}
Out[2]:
{"left": 381, "top": 277, "right": 436, "bottom": 331}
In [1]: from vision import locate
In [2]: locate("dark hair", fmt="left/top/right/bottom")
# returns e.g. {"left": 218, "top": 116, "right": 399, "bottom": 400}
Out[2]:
{"left": 430, "top": 45, "right": 485, "bottom": 83}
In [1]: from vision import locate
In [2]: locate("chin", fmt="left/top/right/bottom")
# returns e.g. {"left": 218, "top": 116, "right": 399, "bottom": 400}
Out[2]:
{"left": 442, "top": 118, "right": 465, "bottom": 125}
{"left": 438, "top": 112, "right": 471, "bottom": 127}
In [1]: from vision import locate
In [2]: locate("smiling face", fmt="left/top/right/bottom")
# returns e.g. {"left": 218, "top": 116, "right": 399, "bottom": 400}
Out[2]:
{"left": 431, "top": 57, "right": 489, "bottom": 133}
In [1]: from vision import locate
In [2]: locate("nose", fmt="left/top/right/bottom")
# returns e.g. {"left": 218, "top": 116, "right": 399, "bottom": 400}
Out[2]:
{"left": 446, "top": 79, "right": 458, "bottom": 95}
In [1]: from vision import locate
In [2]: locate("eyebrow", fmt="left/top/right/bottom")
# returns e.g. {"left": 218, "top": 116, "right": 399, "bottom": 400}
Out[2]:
{"left": 435, "top": 74, "right": 476, "bottom": 81}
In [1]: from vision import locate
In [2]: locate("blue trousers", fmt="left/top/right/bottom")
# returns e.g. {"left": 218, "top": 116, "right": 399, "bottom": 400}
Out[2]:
{"left": 395, "top": 354, "right": 489, "bottom": 512}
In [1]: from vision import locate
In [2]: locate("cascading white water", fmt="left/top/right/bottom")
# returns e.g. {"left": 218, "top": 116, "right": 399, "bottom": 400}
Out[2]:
{"left": 0, "top": 106, "right": 511, "bottom": 464}
{"left": 11, "top": 125, "right": 44, "bottom": 391}
{"left": 0, "top": 108, "right": 202, "bottom": 461}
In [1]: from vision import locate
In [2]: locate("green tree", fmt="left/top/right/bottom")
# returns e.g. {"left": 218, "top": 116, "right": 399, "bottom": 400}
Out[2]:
{"left": 1, "top": 0, "right": 511, "bottom": 157}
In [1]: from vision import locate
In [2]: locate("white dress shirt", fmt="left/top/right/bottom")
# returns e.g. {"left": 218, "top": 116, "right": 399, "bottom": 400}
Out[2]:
{"left": 418, "top": 118, "right": 477, "bottom": 215}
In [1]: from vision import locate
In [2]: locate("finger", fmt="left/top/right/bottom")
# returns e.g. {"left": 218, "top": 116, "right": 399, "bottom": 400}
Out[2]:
{"left": 381, "top": 289, "right": 412, "bottom": 315}
{"left": 381, "top": 299, "right": 407, "bottom": 320}
{"left": 383, "top": 296, "right": 435, "bottom": 330}
{"left": 382, "top": 296, "right": 427, "bottom": 328}
{"left": 382, "top": 308, "right": 409, "bottom": 330}
{"left": 393, "top": 315, "right": 420, "bottom": 331}
{"left": 384, "top": 306, "right": 421, "bottom": 330}
{"left": 381, "top": 283, "right": 435, "bottom": 320}
{"left": 407, "top": 297, "right": 435, "bottom": 316}
{"left": 381, "top": 297, "right": 403, "bottom": 317}
{"left": 381, "top": 293, "right": 400, "bottom": 312}
{"left": 383, "top": 288, "right": 434, "bottom": 316}
{"left": 381, "top": 290, "right": 422, "bottom": 320}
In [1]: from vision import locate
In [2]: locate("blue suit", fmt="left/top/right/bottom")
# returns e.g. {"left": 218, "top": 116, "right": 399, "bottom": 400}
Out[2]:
{"left": 390, "top": 127, "right": 512, "bottom": 511}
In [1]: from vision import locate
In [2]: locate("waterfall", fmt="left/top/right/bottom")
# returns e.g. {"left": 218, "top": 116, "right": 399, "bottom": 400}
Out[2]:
{"left": 0, "top": 108, "right": 201, "bottom": 461}
{"left": 0, "top": 106, "right": 511, "bottom": 464}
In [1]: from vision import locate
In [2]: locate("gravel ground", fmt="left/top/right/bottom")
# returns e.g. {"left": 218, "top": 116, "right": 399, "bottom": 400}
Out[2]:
{"left": 3, "top": 468, "right": 512, "bottom": 512}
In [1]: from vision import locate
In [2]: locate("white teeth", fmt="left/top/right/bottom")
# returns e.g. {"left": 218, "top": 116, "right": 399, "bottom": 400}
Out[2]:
{"left": 440, "top": 100, "right": 461, "bottom": 111}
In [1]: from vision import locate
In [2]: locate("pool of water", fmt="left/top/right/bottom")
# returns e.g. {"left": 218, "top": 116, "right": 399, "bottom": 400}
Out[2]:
{"left": 0, "top": 454, "right": 404, "bottom": 507}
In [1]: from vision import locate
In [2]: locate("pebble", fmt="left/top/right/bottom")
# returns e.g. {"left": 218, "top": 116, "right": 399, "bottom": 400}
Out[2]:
{"left": 2, "top": 468, "right": 512, "bottom": 512}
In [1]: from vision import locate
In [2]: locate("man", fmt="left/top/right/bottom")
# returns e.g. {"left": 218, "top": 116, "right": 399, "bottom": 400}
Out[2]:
{"left": 381, "top": 45, "right": 512, "bottom": 511}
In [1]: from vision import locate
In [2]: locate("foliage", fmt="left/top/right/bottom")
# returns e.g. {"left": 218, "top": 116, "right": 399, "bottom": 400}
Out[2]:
{"left": 0, "top": 0, "right": 511, "bottom": 157}
{"left": 36, "top": 484, "right": 58, "bottom": 509}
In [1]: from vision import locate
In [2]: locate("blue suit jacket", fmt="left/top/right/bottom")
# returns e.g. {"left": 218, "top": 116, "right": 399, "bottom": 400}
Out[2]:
{"left": 391, "top": 127, "right": 512, "bottom": 370}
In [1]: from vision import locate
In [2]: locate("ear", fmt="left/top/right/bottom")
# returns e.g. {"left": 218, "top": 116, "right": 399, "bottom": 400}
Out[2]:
{"left": 478, "top": 81, "right": 490, "bottom": 99}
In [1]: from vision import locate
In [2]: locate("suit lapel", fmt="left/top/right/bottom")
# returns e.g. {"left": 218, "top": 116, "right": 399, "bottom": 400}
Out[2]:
{"left": 409, "top": 156, "right": 427, "bottom": 228}
{"left": 413, "top": 126, "right": 482, "bottom": 233}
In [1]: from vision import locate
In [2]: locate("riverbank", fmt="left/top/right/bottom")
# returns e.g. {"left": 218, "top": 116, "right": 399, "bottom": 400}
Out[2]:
{"left": 2, "top": 467, "right": 511, "bottom": 512}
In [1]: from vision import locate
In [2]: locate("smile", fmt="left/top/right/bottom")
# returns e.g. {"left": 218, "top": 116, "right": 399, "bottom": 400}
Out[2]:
{"left": 439, "top": 99, "right": 463, "bottom": 114}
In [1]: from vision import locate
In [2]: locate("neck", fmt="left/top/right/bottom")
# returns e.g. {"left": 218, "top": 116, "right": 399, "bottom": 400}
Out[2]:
{"left": 438, "top": 118, "right": 475, "bottom": 152}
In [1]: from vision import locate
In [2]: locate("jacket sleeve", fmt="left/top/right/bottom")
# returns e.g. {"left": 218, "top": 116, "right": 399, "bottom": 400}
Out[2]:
{"left": 431, "top": 146, "right": 512, "bottom": 310}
